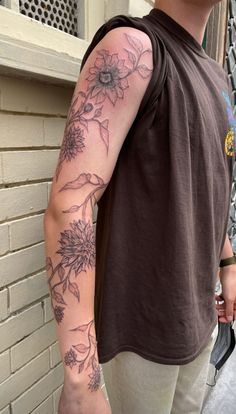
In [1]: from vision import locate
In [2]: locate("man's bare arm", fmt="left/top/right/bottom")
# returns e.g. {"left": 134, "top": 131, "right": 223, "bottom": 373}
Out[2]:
{"left": 217, "top": 234, "right": 236, "bottom": 323}
{"left": 44, "top": 27, "right": 153, "bottom": 414}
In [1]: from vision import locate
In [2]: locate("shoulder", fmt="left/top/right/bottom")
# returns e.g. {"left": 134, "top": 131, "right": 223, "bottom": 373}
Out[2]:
{"left": 81, "top": 25, "right": 154, "bottom": 83}
{"left": 102, "top": 26, "right": 153, "bottom": 52}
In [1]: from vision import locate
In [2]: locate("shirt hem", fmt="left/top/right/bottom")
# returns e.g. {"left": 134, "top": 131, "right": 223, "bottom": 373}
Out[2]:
{"left": 99, "top": 320, "right": 217, "bottom": 366}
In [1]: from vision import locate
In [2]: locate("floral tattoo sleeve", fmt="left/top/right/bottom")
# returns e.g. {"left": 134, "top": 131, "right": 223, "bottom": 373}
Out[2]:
{"left": 47, "top": 31, "right": 152, "bottom": 392}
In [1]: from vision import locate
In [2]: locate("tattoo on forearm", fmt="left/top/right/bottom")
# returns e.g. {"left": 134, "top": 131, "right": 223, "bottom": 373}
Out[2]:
{"left": 59, "top": 172, "right": 106, "bottom": 219}
{"left": 64, "top": 319, "right": 101, "bottom": 392}
{"left": 46, "top": 219, "right": 95, "bottom": 323}
{"left": 55, "top": 33, "right": 152, "bottom": 180}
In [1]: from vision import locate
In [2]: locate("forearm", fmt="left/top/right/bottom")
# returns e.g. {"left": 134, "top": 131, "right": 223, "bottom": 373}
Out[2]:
{"left": 44, "top": 209, "right": 100, "bottom": 391}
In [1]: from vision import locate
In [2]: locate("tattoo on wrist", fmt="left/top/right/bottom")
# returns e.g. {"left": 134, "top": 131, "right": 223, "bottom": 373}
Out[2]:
{"left": 55, "top": 32, "right": 152, "bottom": 180}
{"left": 46, "top": 219, "right": 95, "bottom": 323}
{"left": 64, "top": 319, "right": 101, "bottom": 392}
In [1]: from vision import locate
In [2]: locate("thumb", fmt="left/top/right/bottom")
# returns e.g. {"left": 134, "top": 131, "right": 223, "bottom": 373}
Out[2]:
{"left": 225, "top": 298, "right": 234, "bottom": 322}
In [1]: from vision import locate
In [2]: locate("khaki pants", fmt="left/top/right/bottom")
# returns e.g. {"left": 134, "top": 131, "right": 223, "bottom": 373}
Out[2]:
{"left": 102, "top": 337, "right": 214, "bottom": 414}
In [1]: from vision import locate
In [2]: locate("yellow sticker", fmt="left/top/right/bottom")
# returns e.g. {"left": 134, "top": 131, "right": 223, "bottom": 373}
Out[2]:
{"left": 225, "top": 129, "right": 234, "bottom": 157}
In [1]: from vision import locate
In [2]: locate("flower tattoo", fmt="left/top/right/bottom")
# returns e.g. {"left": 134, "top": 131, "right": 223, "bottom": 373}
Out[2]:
{"left": 54, "top": 305, "right": 65, "bottom": 324}
{"left": 46, "top": 219, "right": 95, "bottom": 318}
{"left": 64, "top": 348, "right": 78, "bottom": 369}
{"left": 88, "top": 365, "right": 101, "bottom": 392}
{"left": 55, "top": 32, "right": 152, "bottom": 180}
{"left": 87, "top": 51, "right": 129, "bottom": 105}
{"left": 55, "top": 125, "right": 85, "bottom": 180}
{"left": 57, "top": 220, "right": 96, "bottom": 275}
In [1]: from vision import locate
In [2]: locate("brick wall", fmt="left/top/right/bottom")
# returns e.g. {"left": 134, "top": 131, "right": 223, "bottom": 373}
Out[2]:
{"left": 0, "top": 75, "right": 72, "bottom": 413}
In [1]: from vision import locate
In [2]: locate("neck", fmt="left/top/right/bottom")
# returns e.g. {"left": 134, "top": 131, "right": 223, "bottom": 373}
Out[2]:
{"left": 155, "top": 0, "right": 213, "bottom": 44}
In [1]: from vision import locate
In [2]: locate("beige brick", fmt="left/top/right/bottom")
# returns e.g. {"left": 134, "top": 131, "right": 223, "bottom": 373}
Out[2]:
{"left": 50, "top": 341, "right": 61, "bottom": 368}
{"left": 11, "top": 320, "right": 56, "bottom": 371}
{"left": 0, "top": 154, "right": 3, "bottom": 185}
{"left": 44, "top": 118, "right": 66, "bottom": 147}
{"left": 53, "top": 384, "right": 63, "bottom": 414}
{"left": 43, "top": 296, "right": 54, "bottom": 323}
{"left": 0, "top": 406, "right": 10, "bottom": 414}
{"left": 0, "top": 289, "right": 8, "bottom": 321}
{"left": 0, "top": 350, "right": 10, "bottom": 383}
{"left": 9, "top": 214, "right": 44, "bottom": 251}
{"left": 2, "top": 150, "right": 59, "bottom": 184}
{"left": 48, "top": 181, "right": 52, "bottom": 201}
{"left": 0, "top": 76, "right": 72, "bottom": 115}
{"left": 9, "top": 270, "right": 48, "bottom": 313}
{"left": 0, "top": 114, "right": 44, "bottom": 148}
{"left": 0, "top": 224, "right": 9, "bottom": 256}
{"left": 0, "top": 183, "right": 48, "bottom": 222}
{"left": 0, "top": 349, "right": 50, "bottom": 410}
{"left": 11, "top": 363, "right": 63, "bottom": 414}
{"left": 31, "top": 396, "right": 53, "bottom": 414}
{"left": 0, "top": 242, "right": 45, "bottom": 288}
{"left": 0, "top": 303, "right": 44, "bottom": 353}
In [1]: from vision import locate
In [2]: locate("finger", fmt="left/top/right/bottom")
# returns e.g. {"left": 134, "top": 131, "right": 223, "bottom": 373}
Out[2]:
{"left": 217, "top": 309, "right": 226, "bottom": 315}
{"left": 218, "top": 315, "right": 229, "bottom": 323}
{"left": 225, "top": 299, "right": 234, "bottom": 322}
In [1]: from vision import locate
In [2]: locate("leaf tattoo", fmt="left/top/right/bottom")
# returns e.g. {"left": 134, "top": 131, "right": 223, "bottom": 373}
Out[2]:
{"left": 55, "top": 33, "right": 152, "bottom": 180}
{"left": 59, "top": 173, "right": 107, "bottom": 220}
{"left": 64, "top": 320, "right": 101, "bottom": 392}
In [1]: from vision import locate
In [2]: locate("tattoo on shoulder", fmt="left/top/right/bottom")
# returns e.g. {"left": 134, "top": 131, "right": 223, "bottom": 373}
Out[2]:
{"left": 55, "top": 32, "right": 152, "bottom": 180}
{"left": 46, "top": 219, "right": 95, "bottom": 323}
{"left": 64, "top": 320, "right": 101, "bottom": 392}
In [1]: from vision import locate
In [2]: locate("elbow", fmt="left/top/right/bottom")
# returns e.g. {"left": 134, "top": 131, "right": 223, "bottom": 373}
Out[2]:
{"left": 43, "top": 200, "right": 62, "bottom": 239}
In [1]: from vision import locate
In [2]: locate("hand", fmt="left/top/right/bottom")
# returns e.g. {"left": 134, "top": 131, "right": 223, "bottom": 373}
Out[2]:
{"left": 58, "top": 381, "right": 112, "bottom": 414}
{"left": 216, "top": 264, "right": 236, "bottom": 323}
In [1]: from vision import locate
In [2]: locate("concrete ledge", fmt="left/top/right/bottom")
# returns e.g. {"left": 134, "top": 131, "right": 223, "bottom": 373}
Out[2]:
{"left": 0, "top": 6, "right": 89, "bottom": 85}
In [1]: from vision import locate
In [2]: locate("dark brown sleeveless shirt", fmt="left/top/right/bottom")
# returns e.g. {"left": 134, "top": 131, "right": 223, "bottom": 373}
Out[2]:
{"left": 81, "top": 9, "right": 234, "bottom": 365}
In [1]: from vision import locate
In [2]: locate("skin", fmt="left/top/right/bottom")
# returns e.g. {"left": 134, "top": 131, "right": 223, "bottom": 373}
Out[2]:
{"left": 44, "top": 1, "right": 236, "bottom": 413}
{"left": 155, "top": 0, "right": 222, "bottom": 44}
{"left": 44, "top": 27, "right": 153, "bottom": 414}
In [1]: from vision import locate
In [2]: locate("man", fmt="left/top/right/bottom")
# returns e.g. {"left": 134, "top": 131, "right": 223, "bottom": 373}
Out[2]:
{"left": 44, "top": 1, "right": 236, "bottom": 413}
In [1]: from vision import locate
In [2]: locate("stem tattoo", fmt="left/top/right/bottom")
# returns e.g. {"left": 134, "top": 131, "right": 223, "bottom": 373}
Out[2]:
{"left": 55, "top": 32, "right": 152, "bottom": 180}
{"left": 64, "top": 320, "right": 101, "bottom": 392}
{"left": 59, "top": 172, "right": 107, "bottom": 220}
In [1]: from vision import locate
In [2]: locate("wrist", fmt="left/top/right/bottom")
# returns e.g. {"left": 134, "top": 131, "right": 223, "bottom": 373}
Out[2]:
{"left": 220, "top": 264, "right": 236, "bottom": 278}
{"left": 64, "top": 370, "right": 90, "bottom": 392}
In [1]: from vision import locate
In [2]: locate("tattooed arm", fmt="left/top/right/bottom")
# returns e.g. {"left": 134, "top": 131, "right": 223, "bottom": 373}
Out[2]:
{"left": 44, "top": 27, "right": 153, "bottom": 414}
